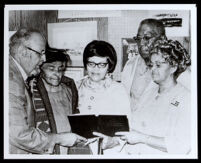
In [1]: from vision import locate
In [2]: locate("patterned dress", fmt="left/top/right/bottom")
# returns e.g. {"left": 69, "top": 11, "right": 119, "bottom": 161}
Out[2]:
{"left": 76, "top": 75, "right": 131, "bottom": 154}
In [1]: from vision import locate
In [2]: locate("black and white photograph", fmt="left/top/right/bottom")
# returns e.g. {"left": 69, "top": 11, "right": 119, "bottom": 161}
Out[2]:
{"left": 4, "top": 4, "right": 197, "bottom": 159}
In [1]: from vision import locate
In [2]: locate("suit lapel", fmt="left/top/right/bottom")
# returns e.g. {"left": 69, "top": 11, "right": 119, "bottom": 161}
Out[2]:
{"left": 9, "top": 57, "right": 35, "bottom": 127}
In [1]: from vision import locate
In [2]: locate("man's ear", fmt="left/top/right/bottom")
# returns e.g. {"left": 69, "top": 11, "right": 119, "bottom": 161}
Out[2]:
{"left": 21, "top": 47, "right": 31, "bottom": 59}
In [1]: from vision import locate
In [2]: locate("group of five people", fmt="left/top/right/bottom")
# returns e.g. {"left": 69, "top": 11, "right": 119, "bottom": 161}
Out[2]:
{"left": 8, "top": 18, "right": 191, "bottom": 155}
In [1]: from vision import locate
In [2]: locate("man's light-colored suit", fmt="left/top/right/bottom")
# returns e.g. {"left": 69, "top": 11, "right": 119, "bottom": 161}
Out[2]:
{"left": 9, "top": 57, "right": 55, "bottom": 154}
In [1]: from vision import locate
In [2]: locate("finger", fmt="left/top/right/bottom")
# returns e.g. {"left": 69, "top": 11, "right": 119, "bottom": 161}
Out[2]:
{"left": 93, "top": 132, "right": 107, "bottom": 138}
{"left": 76, "top": 135, "right": 87, "bottom": 142}
{"left": 120, "top": 136, "right": 127, "bottom": 141}
{"left": 84, "top": 138, "right": 98, "bottom": 146}
{"left": 83, "top": 142, "right": 90, "bottom": 146}
{"left": 83, "top": 140, "right": 92, "bottom": 146}
{"left": 115, "top": 132, "right": 129, "bottom": 136}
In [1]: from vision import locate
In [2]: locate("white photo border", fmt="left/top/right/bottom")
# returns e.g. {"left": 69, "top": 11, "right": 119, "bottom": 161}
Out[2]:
{"left": 4, "top": 4, "right": 197, "bottom": 159}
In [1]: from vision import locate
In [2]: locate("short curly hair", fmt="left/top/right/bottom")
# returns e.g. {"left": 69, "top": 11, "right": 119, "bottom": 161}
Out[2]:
{"left": 83, "top": 40, "right": 117, "bottom": 73}
{"left": 150, "top": 39, "right": 191, "bottom": 78}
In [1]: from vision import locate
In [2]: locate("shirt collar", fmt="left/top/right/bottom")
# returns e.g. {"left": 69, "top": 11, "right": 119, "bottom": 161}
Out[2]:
{"left": 11, "top": 56, "right": 28, "bottom": 81}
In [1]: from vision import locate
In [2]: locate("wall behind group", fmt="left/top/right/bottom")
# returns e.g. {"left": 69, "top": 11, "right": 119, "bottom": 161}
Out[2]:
{"left": 9, "top": 10, "right": 190, "bottom": 81}
{"left": 107, "top": 10, "right": 190, "bottom": 80}
{"left": 8, "top": 10, "right": 148, "bottom": 81}
{"left": 9, "top": 10, "right": 49, "bottom": 38}
{"left": 108, "top": 10, "right": 149, "bottom": 80}
{"left": 9, "top": 10, "right": 108, "bottom": 42}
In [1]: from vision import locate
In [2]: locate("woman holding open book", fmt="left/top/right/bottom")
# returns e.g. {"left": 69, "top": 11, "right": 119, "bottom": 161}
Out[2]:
{"left": 76, "top": 40, "right": 131, "bottom": 154}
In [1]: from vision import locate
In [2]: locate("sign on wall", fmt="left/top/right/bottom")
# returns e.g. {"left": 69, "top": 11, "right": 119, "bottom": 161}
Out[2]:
{"left": 58, "top": 10, "right": 121, "bottom": 18}
{"left": 148, "top": 10, "right": 190, "bottom": 37}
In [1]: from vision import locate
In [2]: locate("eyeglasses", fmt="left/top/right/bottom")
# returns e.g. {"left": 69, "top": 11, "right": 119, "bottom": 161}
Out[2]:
{"left": 87, "top": 61, "right": 108, "bottom": 68}
{"left": 133, "top": 35, "right": 154, "bottom": 42}
{"left": 25, "top": 46, "right": 45, "bottom": 56}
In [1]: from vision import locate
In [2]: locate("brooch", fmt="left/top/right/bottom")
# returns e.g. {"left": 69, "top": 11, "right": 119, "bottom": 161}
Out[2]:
{"left": 171, "top": 100, "right": 180, "bottom": 107}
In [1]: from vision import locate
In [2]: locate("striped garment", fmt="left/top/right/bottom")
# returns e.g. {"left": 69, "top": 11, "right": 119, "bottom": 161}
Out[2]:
{"left": 29, "top": 76, "right": 91, "bottom": 155}
{"left": 29, "top": 78, "right": 60, "bottom": 154}
{"left": 31, "top": 82, "right": 51, "bottom": 133}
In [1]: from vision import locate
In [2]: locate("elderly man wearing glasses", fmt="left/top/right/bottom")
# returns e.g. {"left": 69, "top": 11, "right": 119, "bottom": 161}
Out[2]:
{"left": 121, "top": 19, "right": 168, "bottom": 112}
{"left": 9, "top": 28, "right": 86, "bottom": 154}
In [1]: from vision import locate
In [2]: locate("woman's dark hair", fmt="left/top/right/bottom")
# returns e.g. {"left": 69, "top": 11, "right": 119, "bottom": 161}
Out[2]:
{"left": 83, "top": 40, "right": 117, "bottom": 73}
{"left": 150, "top": 39, "right": 191, "bottom": 79}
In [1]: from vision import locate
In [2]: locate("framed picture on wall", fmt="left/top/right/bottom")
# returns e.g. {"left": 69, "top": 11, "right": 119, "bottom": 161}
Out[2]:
{"left": 48, "top": 21, "right": 97, "bottom": 67}
{"left": 121, "top": 38, "right": 139, "bottom": 70}
{"left": 64, "top": 67, "right": 84, "bottom": 82}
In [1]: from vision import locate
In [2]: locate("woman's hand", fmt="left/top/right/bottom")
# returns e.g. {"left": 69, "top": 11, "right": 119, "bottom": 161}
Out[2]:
{"left": 116, "top": 131, "right": 168, "bottom": 152}
{"left": 93, "top": 132, "right": 119, "bottom": 149}
{"left": 115, "top": 130, "right": 146, "bottom": 145}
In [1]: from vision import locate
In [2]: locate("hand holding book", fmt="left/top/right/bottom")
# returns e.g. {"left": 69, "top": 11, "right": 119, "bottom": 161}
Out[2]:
{"left": 68, "top": 114, "right": 129, "bottom": 153}
{"left": 93, "top": 132, "right": 120, "bottom": 150}
{"left": 68, "top": 114, "right": 129, "bottom": 139}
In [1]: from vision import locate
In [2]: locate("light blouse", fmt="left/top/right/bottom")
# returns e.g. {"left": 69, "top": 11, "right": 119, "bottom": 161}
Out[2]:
{"left": 76, "top": 75, "right": 131, "bottom": 154}
{"left": 76, "top": 75, "right": 131, "bottom": 116}
{"left": 124, "top": 83, "right": 191, "bottom": 155}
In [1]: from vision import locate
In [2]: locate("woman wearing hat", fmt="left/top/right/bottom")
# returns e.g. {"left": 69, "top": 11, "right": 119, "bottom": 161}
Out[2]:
{"left": 28, "top": 47, "right": 90, "bottom": 154}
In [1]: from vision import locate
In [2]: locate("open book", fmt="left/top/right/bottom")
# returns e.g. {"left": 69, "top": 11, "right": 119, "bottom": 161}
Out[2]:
{"left": 68, "top": 114, "right": 129, "bottom": 138}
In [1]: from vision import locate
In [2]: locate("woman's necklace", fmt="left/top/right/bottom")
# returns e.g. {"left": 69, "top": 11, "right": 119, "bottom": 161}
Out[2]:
{"left": 83, "top": 75, "right": 112, "bottom": 92}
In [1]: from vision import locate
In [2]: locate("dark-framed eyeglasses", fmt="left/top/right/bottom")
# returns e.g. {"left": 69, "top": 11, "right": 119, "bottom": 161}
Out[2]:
{"left": 133, "top": 35, "right": 154, "bottom": 42}
{"left": 87, "top": 61, "right": 108, "bottom": 68}
{"left": 25, "top": 46, "right": 45, "bottom": 56}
